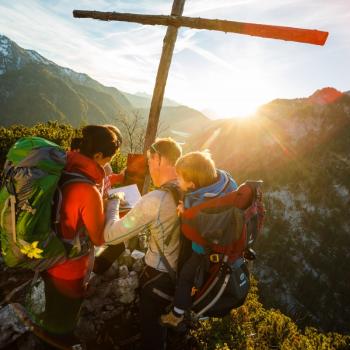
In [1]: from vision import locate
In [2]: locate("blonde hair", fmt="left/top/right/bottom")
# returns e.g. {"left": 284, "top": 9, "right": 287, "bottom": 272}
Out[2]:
{"left": 149, "top": 137, "right": 182, "bottom": 165}
{"left": 175, "top": 151, "right": 217, "bottom": 189}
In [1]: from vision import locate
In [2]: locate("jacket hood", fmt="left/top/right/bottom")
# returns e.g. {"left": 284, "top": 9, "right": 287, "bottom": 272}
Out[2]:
{"left": 186, "top": 169, "right": 237, "bottom": 200}
{"left": 65, "top": 151, "right": 105, "bottom": 185}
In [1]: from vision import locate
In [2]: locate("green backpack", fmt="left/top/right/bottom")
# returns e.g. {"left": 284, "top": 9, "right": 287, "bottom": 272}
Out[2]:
{"left": 0, "top": 136, "right": 92, "bottom": 271}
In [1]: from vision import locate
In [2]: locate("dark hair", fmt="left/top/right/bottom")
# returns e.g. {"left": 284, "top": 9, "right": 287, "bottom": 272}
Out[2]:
{"left": 103, "top": 124, "right": 123, "bottom": 149}
{"left": 79, "top": 125, "right": 120, "bottom": 158}
{"left": 70, "top": 137, "right": 81, "bottom": 151}
{"left": 149, "top": 137, "right": 182, "bottom": 165}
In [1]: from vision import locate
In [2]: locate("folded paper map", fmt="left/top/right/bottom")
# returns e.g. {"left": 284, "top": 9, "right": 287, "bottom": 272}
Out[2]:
{"left": 108, "top": 184, "right": 141, "bottom": 210}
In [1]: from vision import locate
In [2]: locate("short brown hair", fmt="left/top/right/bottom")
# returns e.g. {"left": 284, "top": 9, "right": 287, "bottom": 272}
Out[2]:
{"left": 149, "top": 137, "right": 182, "bottom": 165}
{"left": 175, "top": 151, "right": 217, "bottom": 188}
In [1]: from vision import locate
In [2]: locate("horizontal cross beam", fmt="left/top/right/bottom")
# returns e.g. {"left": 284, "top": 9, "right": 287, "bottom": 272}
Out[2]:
{"left": 73, "top": 10, "right": 328, "bottom": 46}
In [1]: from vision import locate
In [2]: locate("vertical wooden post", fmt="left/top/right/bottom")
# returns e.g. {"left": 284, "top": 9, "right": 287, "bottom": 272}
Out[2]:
{"left": 142, "top": 0, "right": 186, "bottom": 193}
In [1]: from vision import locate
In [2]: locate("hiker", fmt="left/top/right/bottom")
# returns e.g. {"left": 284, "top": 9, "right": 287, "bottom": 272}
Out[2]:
{"left": 160, "top": 151, "right": 237, "bottom": 328}
{"left": 71, "top": 125, "right": 125, "bottom": 197}
{"left": 103, "top": 137, "right": 183, "bottom": 350}
{"left": 39, "top": 125, "right": 122, "bottom": 342}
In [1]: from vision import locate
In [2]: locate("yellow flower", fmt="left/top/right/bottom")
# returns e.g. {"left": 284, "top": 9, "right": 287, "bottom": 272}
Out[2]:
{"left": 20, "top": 241, "right": 43, "bottom": 259}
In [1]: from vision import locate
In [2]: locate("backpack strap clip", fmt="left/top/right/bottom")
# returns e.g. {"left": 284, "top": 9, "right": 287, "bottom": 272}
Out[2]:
{"left": 209, "top": 253, "right": 220, "bottom": 264}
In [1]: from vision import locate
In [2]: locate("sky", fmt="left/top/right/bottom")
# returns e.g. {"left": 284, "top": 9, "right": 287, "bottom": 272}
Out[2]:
{"left": 0, "top": 0, "right": 349, "bottom": 118}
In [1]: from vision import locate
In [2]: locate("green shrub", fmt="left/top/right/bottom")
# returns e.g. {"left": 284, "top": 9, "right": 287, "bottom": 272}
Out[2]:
{"left": 191, "top": 278, "right": 350, "bottom": 350}
{"left": 0, "top": 122, "right": 127, "bottom": 170}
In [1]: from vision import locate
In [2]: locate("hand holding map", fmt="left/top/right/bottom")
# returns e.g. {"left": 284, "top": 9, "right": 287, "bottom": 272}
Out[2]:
{"left": 107, "top": 184, "right": 141, "bottom": 211}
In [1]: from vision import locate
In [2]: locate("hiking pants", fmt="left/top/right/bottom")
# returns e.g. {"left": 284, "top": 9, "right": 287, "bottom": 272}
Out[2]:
{"left": 140, "top": 266, "right": 175, "bottom": 350}
{"left": 32, "top": 250, "right": 94, "bottom": 335}
{"left": 40, "top": 272, "right": 85, "bottom": 334}
{"left": 173, "top": 252, "right": 206, "bottom": 311}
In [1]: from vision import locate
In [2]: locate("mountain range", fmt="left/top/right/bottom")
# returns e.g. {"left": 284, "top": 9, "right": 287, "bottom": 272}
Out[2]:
{"left": 0, "top": 34, "right": 210, "bottom": 140}
{"left": 1, "top": 34, "right": 349, "bottom": 334}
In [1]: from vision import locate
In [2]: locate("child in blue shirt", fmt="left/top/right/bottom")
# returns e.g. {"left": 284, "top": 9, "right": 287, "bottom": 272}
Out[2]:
{"left": 160, "top": 151, "right": 237, "bottom": 328}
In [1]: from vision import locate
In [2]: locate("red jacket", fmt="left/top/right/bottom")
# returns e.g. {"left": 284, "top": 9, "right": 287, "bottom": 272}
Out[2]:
{"left": 47, "top": 152, "right": 105, "bottom": 280}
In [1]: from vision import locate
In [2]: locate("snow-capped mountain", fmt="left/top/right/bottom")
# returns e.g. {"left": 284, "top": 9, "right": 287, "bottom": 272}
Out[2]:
{"left": 0, "top": 35, "right": 49, "bottom": 74}
{"left": 0, "top": 34, "right": 209, "bottom": 137}
{"left": 0, "top": 34, "right": 95, "bottom": 87}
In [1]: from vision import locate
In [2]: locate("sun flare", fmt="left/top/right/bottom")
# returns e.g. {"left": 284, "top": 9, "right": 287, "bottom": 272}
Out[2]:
{"left": 168, "top": 54, "right": 274, "bottom": 119}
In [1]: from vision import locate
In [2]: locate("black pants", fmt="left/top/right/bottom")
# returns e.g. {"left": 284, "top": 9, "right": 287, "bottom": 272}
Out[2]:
{"left": 173, "top": 252, "right": 206, "bottom": 311}
{"left": 140, "top": 266, "right": 175, "bottom": 350}
{"left": 93, "top": 243, "right": 125, "bottom": 274}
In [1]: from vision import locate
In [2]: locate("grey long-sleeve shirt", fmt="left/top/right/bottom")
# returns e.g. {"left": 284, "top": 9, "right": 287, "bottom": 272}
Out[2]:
{"left": 104, "top": 187, "right": 180, "bottom": 272}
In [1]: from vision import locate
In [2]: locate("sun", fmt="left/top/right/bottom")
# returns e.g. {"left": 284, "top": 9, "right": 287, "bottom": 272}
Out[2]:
{"left": 212, "top": 61, "right": 276, "bottom": 118}
{"left": 169, "top": 57, "right": 274, "bottom": 119}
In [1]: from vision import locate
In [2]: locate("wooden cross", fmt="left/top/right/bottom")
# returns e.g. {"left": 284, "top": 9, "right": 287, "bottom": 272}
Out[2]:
{"left": 73, "top": 0, "right": 328, "bottom": 151}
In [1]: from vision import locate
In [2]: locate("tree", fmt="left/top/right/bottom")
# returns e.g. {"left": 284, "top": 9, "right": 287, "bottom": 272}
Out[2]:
{"left": 116, "top": 111, "right": 168, "bottom": 154}
{"left": 116, "top": 112, "right": 145, "bottom": 154}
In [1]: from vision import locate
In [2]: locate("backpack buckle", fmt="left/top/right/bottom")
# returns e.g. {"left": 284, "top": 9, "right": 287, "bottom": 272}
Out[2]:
{"left": 243, "top": 247, "right": 256, "bottom": 261}
{"left": 209, "top": 253, "right": 220, "bottom": 263}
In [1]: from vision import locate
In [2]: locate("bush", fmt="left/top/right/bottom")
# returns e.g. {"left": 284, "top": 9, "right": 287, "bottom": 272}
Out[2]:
{"left": 0, "top": 122, "right": 127, "bottom": 171}
{"left": 191, "top": 278, "right": 350, "bottom": 349}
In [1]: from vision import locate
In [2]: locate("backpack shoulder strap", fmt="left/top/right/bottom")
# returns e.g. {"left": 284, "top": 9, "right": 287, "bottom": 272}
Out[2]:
{"left": 53, "top": 171, "right": 96, "bottom": 240}
{"left": 159, "top": 182, "right": 183, "bottom": 245}
{"left": 244, "top": 180, "right": 265, "bottom": 249}
{"left": 59, "top": 171, "right": 96, "bottom": 188}
{"left": 151, "top": 182, "right": 183, "bottom": 282}
{"left": 152, "top": 237, "right": 177, "bottom": 282}
{"left": 159, "top": 181, "right": 182, "bottom": 205}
